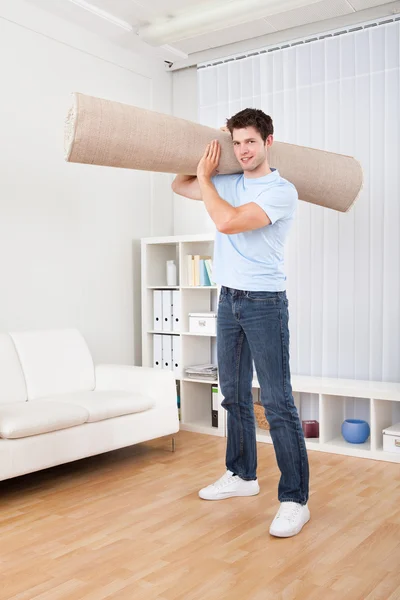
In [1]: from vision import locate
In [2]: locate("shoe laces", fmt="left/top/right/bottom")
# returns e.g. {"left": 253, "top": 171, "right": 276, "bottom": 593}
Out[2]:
{"left": 211, "top": 470, "right": 236, "bottom": 490}
{"left": 276, "top": 502, "right": 302, "bottom": 523}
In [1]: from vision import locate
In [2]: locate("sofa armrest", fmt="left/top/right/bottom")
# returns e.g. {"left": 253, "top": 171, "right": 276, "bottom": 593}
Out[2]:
{"left": 95, "top": 364, "right": 177, "bottom": 409}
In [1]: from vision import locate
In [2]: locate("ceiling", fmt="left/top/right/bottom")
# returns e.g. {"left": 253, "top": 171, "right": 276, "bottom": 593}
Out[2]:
{"left": 27, "top": 0, "right": 399, "bottom": 65}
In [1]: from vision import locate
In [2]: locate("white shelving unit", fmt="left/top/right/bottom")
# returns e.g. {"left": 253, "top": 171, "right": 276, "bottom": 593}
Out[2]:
{"left": 141, "top": 234, "right": 400, "bottom": 463}
{"left": 141, "top": 233, "right": 224, "bottom": 438}
{"left": 254, "top": 376, "right": 400, "bottom": 463}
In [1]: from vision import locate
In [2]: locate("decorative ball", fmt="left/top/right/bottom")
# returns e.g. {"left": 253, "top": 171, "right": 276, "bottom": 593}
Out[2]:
{"left": 341, "top": 419, "right": 370, "bottom": 444}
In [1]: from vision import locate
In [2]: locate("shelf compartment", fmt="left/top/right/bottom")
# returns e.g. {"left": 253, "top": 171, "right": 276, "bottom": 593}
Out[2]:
{"left": 371, "top": 399, "right": 400, "bottom": 452}
{"left": 180, "top": 380, "right": 223, "bottom": 437}
{"left": 180, "top": 240, "right": 214, "bottom": 287}
{"left": 180, "top": 287, "right": 218, "bottom": 333}
{"left": 144, "top": 242, "right": 179, "bottom": 288}
{"left": 293, "top": 391, "right": 320, "bottom": 444}
{"left": 181, "top": 335, "right": 217, "bottom": 371}
{"left": 320, "top": 394, "right": 371, "bottom": 446}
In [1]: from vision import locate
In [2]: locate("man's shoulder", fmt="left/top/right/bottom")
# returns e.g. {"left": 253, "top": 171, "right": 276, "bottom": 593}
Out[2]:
{"left": 273, "top": 174, "right": 298, "bottom": 199}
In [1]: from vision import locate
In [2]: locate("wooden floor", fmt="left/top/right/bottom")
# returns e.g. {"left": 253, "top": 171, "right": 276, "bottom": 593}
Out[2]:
{"left": 1, "top": 431, "right": 400, "bottom": 600}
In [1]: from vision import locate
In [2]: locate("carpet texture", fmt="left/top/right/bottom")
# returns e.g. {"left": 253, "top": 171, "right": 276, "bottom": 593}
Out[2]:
{"left": 65, "top": 93, "right": 363, "bottom": 212}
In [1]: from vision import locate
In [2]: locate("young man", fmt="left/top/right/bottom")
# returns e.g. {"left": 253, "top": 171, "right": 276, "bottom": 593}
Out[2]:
{"left": 172, "top": 108, "right": 310, "bottom": 538}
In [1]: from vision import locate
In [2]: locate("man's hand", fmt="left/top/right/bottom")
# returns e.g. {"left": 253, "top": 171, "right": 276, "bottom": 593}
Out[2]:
{"left": 197, "top": 140, "right": 221, "bottom": 182}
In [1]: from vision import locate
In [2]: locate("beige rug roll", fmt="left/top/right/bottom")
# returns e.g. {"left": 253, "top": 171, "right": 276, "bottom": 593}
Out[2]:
{"left": 64, "top": 92, "right": 363, "bottom": 212}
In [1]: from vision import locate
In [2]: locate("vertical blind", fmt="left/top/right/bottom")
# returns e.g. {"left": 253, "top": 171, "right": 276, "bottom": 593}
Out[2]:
{"left": 198, "top": 20, "right": 400, "bottom": 381}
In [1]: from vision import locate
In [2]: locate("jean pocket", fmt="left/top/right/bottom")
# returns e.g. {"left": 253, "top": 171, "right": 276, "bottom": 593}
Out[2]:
{"left": 246, "top": 291, "right": 279, "bottom": 303}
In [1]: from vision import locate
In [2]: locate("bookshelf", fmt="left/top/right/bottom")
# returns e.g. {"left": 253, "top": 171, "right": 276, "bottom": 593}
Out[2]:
{"left": 141, "top": 234, "right": 400, "bottom": 462}
{"left": 141, "top": 233, "right": 224, "bottom": 438}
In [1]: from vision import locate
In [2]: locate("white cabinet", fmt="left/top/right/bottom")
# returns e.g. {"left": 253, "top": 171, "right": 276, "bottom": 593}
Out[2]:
{"left": 141, "top": 234, "right": 400, "bottom": 462}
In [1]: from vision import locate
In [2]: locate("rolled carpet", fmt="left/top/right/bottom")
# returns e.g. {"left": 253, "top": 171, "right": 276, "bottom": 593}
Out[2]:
{"left": 64, "top": 92, "right": 363, "bottom": 213}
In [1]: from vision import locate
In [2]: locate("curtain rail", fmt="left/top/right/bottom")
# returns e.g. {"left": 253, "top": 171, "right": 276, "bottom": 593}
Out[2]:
{"left": 198, "top": 15, "right": 400, "bottom": 70}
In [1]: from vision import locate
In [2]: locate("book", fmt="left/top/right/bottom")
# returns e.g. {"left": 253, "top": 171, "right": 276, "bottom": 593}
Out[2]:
{"left": 186, "top": 254, "right": 214, "bottom": 286}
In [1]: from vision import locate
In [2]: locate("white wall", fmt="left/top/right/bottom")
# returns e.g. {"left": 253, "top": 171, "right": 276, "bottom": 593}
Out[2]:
{"left": 0, "top": 0, "right": 173, "bottom": 365}
{"left": 172, "top": 67, "right": 214, "bottom": 235}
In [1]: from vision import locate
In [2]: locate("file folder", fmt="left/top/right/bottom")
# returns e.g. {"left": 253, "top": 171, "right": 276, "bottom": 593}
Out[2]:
{"left": 211, "top": 384, "right": 218, "bottom": 428}
{"left": 153, "top": 290, "right": 162, "bottom": 331}
{"left": 153, "top": 334, "right": 162, "bottom": 369}
{"left": 172, "top": 335, "right": 181, "bottom": 376}
{"left": 162, "top": 290, "right": 172, "bottom": 332}
{"left": 162, "top": 334, "right": 172, "bottom": 370}
{"left": 172, "top": 290, "right": 181, "bottom": 332}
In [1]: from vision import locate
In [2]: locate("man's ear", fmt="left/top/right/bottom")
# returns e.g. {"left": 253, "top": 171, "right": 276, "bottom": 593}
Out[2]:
{"left": 266, "top": 134, "right": 274, "bottom": 148}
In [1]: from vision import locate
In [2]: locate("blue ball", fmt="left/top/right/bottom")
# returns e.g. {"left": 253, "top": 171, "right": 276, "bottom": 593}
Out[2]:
{"left": 341, "top": 419, "right": 370, "bottom": 444}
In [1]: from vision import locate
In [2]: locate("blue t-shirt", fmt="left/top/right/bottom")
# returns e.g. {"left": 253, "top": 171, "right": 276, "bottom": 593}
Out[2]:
{"left": 212, "top": 169, "right": 297, "bottom": 292}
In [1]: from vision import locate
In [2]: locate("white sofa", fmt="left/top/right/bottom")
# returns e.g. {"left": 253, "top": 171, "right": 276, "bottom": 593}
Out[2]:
{"left": 0, "top": 328, "right": 179, "bottom": 481}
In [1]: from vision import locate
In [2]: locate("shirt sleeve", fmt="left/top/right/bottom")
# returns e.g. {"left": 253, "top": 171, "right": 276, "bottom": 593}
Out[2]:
{"left": 253, "top": 184, "right": 298, "bottom": 225}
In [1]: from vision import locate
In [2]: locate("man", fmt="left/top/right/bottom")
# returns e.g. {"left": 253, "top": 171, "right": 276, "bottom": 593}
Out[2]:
{"left": 171, "top": 108, "right": 310, "bottom": 538}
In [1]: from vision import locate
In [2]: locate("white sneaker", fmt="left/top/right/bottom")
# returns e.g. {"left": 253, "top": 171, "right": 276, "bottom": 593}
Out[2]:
{"left": 269, "top": 502, "right": 310, "bottom": 537}
{"left": 199, "top": 470, "right": 260, "bottom": 500}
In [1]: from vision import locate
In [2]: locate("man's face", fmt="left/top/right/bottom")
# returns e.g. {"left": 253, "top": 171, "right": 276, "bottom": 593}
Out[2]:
{"left": 231, "top": 126, "right": 272, "bottom": 172}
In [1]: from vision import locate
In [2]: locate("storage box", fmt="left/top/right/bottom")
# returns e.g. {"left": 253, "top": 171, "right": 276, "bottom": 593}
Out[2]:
{"left": 189, "top": 312, "right": 217, "bottom": 335}
{"left": 382, "top": 423, "right": 400, "bottom": 454}
{"left": 302, "top": 420, "right": 319, "bottom": 438}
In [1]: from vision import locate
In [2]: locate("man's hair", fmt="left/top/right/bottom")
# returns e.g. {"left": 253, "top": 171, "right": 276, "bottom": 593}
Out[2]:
{"left": 226, "top": 108, "right": 273, "bottom": 142}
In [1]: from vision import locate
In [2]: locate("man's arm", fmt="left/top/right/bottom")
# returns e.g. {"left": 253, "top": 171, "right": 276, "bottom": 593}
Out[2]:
{"left": 198, "top": 178, "right": 270, "bottom": 233}
{"left": 171, "top": 174, "right": 202, "bottom": 200}
{"left": 197, "top": 141, "right": 271, "bottom": 234}
{"left": 171, "top": 127, "right": 230, "bottom": 201}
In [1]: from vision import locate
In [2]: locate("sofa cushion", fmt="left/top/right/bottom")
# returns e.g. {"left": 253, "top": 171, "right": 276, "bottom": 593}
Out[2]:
{"left": 10, "top": 329, "right": 95, "bottom": 400}
{"left": 0, "top": 401, "right": 89, "bottom": 439}
{"left": 0, "top": 334, "right": 27, "bottom": 405}
{"left": 36, "top": 391, "right": 155, "bottom": 423}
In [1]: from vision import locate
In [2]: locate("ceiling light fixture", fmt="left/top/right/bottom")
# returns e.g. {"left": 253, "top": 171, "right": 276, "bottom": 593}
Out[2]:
{"left": 138, "top": 0, "right": 322, "bottom": 45}
{"left": 67, "top": 0, "right": 134, "bottom": 32}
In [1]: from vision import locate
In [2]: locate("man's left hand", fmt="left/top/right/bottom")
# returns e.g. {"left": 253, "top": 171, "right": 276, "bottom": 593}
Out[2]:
{"left": 197, "top": 140, "right": 221, "bottom": 182}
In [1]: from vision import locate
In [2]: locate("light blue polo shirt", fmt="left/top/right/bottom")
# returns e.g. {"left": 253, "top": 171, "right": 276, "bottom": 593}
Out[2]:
{"left": 211, "top": 169, "right": 297, "bottom": 292}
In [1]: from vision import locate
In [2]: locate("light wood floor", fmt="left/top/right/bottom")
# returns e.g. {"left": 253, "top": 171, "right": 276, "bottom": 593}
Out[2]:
{"left": 1, "top": 431, "right": 400, "bottom": 600}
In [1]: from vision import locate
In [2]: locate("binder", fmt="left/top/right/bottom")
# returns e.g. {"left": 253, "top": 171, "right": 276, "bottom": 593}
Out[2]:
{"left": 172, "top": 335, "right": 181, "bottom": 376}
{"left": 172, "top": 290, "right": 181, "bottom": 332}
{"left": 162, "top": 290, "right": 172, "bottom": 331}
{"left": 211, "top": 384, "right": 219, "bottom": 428}
{"left": 153, "top": 290, "right": 162, "bottom": 331}
{"left": 162, "top": 334, "right": 172, "bottom": 370}
{"left": 153, "top": 334, "right": 162, "bottom": 369}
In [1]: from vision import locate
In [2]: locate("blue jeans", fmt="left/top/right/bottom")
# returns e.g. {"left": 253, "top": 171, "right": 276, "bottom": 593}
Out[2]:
{"left": 217, "top": 287, "right": 309, "bottom": 505}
